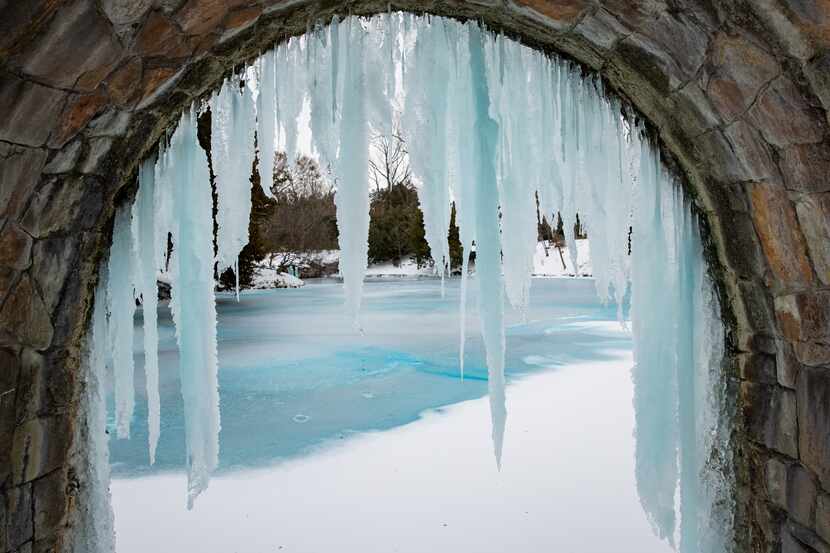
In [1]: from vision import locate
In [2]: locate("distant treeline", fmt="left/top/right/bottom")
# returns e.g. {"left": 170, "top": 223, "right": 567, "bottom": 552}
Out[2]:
{"left": 196, "top": 111, "right": 580, "bottom": 287}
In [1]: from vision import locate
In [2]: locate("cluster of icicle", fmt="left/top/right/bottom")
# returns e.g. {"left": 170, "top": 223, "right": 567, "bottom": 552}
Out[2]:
{"left": 85, "top": 13, "right": 733, "bottom": 553}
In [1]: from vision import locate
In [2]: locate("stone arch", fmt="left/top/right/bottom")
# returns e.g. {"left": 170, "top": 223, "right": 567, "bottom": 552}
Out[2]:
{"left": 1, "top": 1, "right": 828, "bottom": 551}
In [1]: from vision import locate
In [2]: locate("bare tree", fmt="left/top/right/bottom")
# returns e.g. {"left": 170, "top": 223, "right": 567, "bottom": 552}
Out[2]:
{"left": 369, "top": 132, "right": 411, "bottom": 193}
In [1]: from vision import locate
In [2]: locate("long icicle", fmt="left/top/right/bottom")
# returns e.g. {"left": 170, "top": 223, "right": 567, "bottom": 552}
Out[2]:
{"left": 133, "top": 156, "right": 161, "bottom": 463}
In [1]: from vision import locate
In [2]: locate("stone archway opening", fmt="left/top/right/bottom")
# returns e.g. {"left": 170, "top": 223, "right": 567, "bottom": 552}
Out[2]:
{"left": 1, "top": 3, "right": 829, "bottom": 553}
{"left": 84, "top": 13, "right": 733, "bottom": 553}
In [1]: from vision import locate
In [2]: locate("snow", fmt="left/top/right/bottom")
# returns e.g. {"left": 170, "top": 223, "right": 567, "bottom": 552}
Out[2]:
{"left": 532, "top": 239, "right": 592, "bottom": 277}
{"left": 113, "top": 13, "right": 731, "bottom": 551}
{"left": 249, "top": 266, "right": 305, "bottom": 289}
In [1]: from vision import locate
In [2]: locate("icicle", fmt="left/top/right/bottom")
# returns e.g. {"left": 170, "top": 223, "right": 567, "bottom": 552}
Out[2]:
{"left": 132, "top": 156, "right": 161, "bottom": 463}
{"left": 107, "top": 205, "right": 136, "bottom": 440}
{"left": 75, "top": 269, "right": 115, "bottom": 553}
{"left": 458, "top": 250, "right": 469, "bottom": 380}
{"left": 211, "top": 76, "right": 257, "bottom": 286}
{"left": 257, "top": 49, "right": 277, "bottom": 197}
{"left": 402, "top": 17, "right": 452, "bottom": 284}
{"left": 165, "top": 106, "right": 220, "bottom": 509}
{"left": 468, "top": 23, "right": 507, "bottom": 467}
{"left": 630, "top": 141, "right": 679, "bottom": 544}
{"left": 333, "top": 18, "right": 370, "bottom": 329}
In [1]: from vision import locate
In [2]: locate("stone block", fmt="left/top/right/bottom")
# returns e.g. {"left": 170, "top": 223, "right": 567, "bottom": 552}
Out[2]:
{"left": 33, "top": 469, "right": 69, "bottom": 540}
{"left": 767, "top": 456, "right": 789, "bottom": 508}
{"left": 0, "top": 348, "right": 20, "bottom": 487}
{"left": 750, "top": 0, "right": 815, "bottom": 60}
{"left": 15, "top": 348, "right": 73, "bottom": 424}
{"left": 793, "top": 342, "right": 830, "bottom": 367}
{"left": 14, "top": 0, "right": 123, "bottom": 91}
{"left": 736, "top": 278, "right": 777, "bottom": 334}
{"left": 773, "top": 340, "right": 799, "bottom": 389}
{"left": 137, "top": 66, "right": 184, "bottom": 110}
{"left": 788, "top": 464, "right": 818, "bottom": 527}
{"left": 704, "top": 31, "right": 779, "bottom": 123}
{"left": 788, "top": 521, "right": 830, "bottom": 553}
{"left": 818, "top": 494, "right": 830, "bottom": 544}
{"left": 0, "top": 73, "right": 66, "bottom": 147}
{"left": 10, "top": 416, "right": 71, "bottom": 485}
{"left": 0, "top": 144, "right": 48, "bottom": 222}
{"left": 5, "top": 484, "right": 33, "bottom": 550}
{"left": 574, "top": 8, "right": 629, "bottom": 51}
{"left": 176, "top": 0, "right": 232, "bottom": 36}
{"left": 510, "top": 0, "right": 589, "bottom": 30}
{"left": 43, "top": 141, "right": 82, "bottom": 175}
{"left": 782, "top": 527, "right": 811, "bottom": 553}
{"left": 136, "top": 11, "right": 193, "bottom": 58}
{"left": 20, "top": 176, "right": 104, "bottom": 239}
{"left": 87, "top": 109, "right": 132, "bottom": 139}
{"left": 805, "top": 50, "right": 830, "bottom": 112}
{"left": 722, "top": 121, "right": 779, "bottom": 182}
{"left": 748, "top": 182, "right": 814, "bottom": 288}
{"left": 748, "top": 77, "right": 826, "bottom": 148}
{"left": 795, "top": 193, "right": 830, "bottom": 286}
{"left": 50, "top": 89, "right": 109, "bottom": 148}
{"left": 0, "top": 276, "right": 53, "bottom": 351}
{"left": 0, "top": 223, "right": 32, "bottom": 272}
{"left": 30, "top": 237, "right": 79, "bottom": 316}
{"left": 102, "top": 0, "right": 152, "bottom": 25}
{"left": 79, "top": 138, "right": 114, "bottom": 176}
{"left": 797, "top": 367, "right": 830, "bottom": 491}
{"left": 742, "top": 382, "right": 799, "bottom": 458}
{"left": 780, "top": 143, "right": 830, "bottom": 194}
{"left": 775, "top": 291, "right": 830, "bottom": 343}
{"left": 718, "top": 210, "right": 768, "bottom": 279}
{"left": 107, "top": 58, "right": 143, "bottom": 107}
{"left": 739, "top": 352, "right": 778, "bottom": 384}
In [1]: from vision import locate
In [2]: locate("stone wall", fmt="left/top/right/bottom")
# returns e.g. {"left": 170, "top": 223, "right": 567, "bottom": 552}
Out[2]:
{"left": 0, "top": 1, "right": 828, "bottom": 551}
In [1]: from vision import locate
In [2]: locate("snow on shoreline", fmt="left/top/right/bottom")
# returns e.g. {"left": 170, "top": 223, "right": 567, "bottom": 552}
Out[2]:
{"left": 532, "top": 239, "right": 592, "bottom": 278}
{"left": 156, "top": 240, "right": 593, "bottom": 295}
{"left": 250, "top": 266, "right": 305, "bottom": 289}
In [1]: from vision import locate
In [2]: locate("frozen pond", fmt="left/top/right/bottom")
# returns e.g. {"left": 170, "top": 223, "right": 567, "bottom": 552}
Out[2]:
{"left": 111, "top": 277, "right": 672, "bottom": 553}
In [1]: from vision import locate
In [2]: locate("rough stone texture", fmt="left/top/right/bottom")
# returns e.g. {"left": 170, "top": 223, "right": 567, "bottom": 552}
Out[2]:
{"left": 743, "top": 382, "right": 799, "bottom": 458}
{"left": 795, "top": 193, "right": 830, "bottom": 285}
{"left": 788, "top": 464, "right": 818, "bottom": 528}
{"left": 818, "top": 494, "right": 830, "bottom": 544}
{"left": 797, "top": 367, "right": 830, "bottom": 491}
{"left": 0, "top": 0, "right": 828, "bottom": 551}
{"left": 766, "top": 456, "right": 789, "bottom": 509}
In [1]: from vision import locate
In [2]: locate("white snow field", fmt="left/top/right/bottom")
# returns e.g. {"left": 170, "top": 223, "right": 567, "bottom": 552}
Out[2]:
{"left": 87, "top": 12, "right": 734, "bottom": 553}
{"left": 112, "top": 278, "right": 672, "bottom": 553}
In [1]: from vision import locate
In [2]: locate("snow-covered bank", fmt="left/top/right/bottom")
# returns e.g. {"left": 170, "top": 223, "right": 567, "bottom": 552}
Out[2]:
{"left": 532, "top": 239, "right": 591, "bottom": 277}
{"left": 265, "top": 240, "right": 593, "bottom": 280}
{"left": 250, "top": 266, "right": 304, "bottom": 289}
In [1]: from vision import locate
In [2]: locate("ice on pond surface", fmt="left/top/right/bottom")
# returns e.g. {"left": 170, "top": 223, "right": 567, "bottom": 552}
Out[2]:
{"left": 104, "top": 11, "right": 732, "bottom": 553}
{"left": 113, "top": 279, "right": 669, "bottom": 553}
